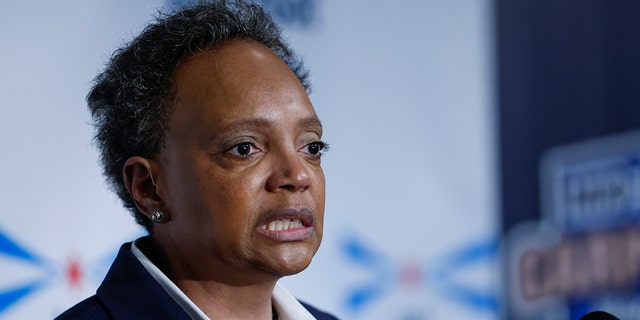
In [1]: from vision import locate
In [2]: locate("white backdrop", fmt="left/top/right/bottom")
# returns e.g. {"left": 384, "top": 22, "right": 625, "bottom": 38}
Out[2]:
{"left": 0, "top": 1, "right": 498, "bottom": 319}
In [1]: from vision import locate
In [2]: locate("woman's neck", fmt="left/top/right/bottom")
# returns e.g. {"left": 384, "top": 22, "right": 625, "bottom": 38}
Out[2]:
{"left": 177, "top": 278, "right": 277, "bottom": 320}
{"left": 140, "top": 236, "right": 279, "bottom": 320}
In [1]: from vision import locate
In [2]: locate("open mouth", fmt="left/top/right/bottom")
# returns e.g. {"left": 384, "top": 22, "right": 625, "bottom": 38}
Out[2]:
{"left": 259, "top": 218, "right": 305, "bottom": 231}
{"left": 256, "top": 208, "right": 315, "bottom": 241}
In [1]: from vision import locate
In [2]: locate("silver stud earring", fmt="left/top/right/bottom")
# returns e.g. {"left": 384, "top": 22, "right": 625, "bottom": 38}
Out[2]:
{"left": 151, "top": 210, "right": 166, "bottom": 223}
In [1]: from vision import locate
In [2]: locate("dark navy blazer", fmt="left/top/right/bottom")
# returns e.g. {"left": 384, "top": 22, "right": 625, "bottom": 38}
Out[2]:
{"left": 55, "top": 242, "right": 338, "bottom": 319}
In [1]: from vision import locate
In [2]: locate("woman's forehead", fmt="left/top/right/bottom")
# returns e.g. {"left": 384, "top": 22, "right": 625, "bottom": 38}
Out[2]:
{"left": 167, "top": 40, "right": 316, "bottom": 138}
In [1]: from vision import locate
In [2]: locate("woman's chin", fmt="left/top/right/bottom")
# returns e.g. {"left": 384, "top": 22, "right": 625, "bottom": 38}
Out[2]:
{"left": 262, "top": 247, "right": 316, "bottom": 277}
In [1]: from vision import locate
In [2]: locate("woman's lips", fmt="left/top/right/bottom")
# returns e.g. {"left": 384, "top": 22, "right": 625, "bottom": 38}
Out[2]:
{"left": 260, "top": 218, "right": 305, "bottom": 231}
{"left": 256, "top": 208, "right": 314, "bottom": 241}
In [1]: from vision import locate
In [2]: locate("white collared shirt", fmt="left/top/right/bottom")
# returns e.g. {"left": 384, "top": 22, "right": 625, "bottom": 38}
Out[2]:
{"left": 131, "top": 239, "right": 316, "bottom": 320}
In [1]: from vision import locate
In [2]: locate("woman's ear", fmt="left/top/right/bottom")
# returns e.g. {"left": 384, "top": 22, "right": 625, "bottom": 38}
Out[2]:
{"left": 123, "top": 156, "right": 162, "bottom": 217}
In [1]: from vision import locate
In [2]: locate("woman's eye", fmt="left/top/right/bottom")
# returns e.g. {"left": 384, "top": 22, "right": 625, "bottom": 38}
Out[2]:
{"left": 228, "top": 142, "right": 258, "bottom": 157}
{"left": 302, "top": 141, "right": 329, "bottom": 156}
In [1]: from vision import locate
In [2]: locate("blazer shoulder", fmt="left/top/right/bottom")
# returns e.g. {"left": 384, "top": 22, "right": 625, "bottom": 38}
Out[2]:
{"left": 54, "top": 295, "right": 110, "bottom": 320}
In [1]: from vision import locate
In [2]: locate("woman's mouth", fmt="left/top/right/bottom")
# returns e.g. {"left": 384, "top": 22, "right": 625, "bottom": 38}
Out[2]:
{"left": 259, "top": 218, "right": 304, "bottom": 231}
{"left": 256, "top": 209, "right": 314, "bottom": 241}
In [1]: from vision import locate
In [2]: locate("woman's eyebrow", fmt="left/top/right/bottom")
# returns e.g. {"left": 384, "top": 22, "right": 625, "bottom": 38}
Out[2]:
{"left": 298, "top": 116, "right": 323, "bottom": 132}
{"left": 215, "top": 118, "right": 272, "bottom": 133}
{"left": 216, "top": 116, "right": 323, "bottom": 132}
{"left": 203, "top": 116, "right": 323, "bottom": 145}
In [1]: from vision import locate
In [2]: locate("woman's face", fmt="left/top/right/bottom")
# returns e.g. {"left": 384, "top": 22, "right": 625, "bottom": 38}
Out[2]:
{"left": 153, "top": 40, "right": 325, "bottom": 284}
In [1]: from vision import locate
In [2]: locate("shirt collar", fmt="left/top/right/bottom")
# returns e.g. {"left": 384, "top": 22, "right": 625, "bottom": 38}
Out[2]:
{"left": 131, "top": 238, "right": 316, "bottom": 320}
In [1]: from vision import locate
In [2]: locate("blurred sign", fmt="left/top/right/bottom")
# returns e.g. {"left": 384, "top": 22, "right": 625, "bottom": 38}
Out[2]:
{"left": 507, "top": 130, "right": 640, "bottom": 320}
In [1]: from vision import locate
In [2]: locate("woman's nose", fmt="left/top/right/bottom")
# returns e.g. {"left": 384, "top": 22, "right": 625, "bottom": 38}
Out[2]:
{"left": 265, "top": 149, "right": 312, "bottom": 192}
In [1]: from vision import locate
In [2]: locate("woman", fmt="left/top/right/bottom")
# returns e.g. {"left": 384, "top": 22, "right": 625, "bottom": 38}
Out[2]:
{"left": 56, "top": 1, "right": 337, "bottom": 319}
